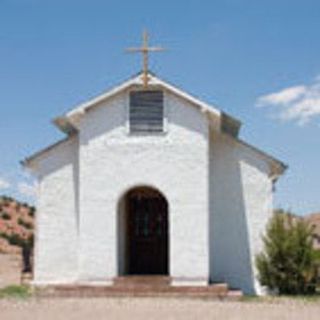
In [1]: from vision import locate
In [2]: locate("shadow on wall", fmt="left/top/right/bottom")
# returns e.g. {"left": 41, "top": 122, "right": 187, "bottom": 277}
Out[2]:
{"left": 73, "top": 138, "right": 80, "bottom": 234}
{"left": 117, "top": 193, "right": 126, "bottom": 276}
{"left": 209, "top": 134, "right": 255, "bottom": 294}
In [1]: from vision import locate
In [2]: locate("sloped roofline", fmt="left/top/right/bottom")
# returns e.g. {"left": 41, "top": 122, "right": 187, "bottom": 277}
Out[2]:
{"left": 22, "top": 71, "right": 287, "bottom": 178}
{"left": 236, "top": 138, "right": 288, "bottom": 178}
{"left": 21, "top": 136, "right": 71, "bottom": 167}
{"left": 53, "top": 71, "right": 242, "bottom": 135}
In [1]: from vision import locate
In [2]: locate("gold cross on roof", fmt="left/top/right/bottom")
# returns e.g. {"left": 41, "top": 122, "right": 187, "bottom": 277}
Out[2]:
{"left": 126, "top": 30, "right": 165, "bottom": 88}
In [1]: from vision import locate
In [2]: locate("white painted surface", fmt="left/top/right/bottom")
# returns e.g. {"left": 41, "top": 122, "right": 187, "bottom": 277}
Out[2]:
{"left": 33, "top": 136, "right": 79, "bottom": 284}
{"left": 77, "top": 89, "right": 209, "bottom": 284}
{"left": 209, "top": 132, "right": 273, "bottom": 294}
{"left": 29, "top": 82, "right": 279, "bottom": 294}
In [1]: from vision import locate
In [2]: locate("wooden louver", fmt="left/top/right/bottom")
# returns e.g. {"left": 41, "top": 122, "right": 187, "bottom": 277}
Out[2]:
{"left": 129, "top": 91, "right": 164, "bottom": 133}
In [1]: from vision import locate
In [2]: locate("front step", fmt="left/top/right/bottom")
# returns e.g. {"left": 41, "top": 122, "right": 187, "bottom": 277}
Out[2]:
{"left": 114, "top": 276, "right": 171, "bottom": 287}
{"left": 36, "top": 277, "right": 242, "bottom": 300}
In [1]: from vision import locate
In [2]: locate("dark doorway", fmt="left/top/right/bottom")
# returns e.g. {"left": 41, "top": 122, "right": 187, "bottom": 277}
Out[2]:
{"left": 125, "top": 187, "right": 168, "bottom": 275}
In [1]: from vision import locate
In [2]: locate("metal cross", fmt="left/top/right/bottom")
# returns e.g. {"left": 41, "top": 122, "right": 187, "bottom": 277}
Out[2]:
{"left": 126, "top": 30, "right": 165, "bottom": 88}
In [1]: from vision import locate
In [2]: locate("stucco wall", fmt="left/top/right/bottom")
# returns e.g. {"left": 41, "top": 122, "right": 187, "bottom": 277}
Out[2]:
{"left": 33, "top": 136, "right": 79, "bottom": 284}
{"left": 30, "top": 85, "right": 276, "bottom": 293}
{"left": 209, "top": 132, "right": 273, "bottom": 294}
{"left": 77, "top": 89, "right": 209, "bottom": 285}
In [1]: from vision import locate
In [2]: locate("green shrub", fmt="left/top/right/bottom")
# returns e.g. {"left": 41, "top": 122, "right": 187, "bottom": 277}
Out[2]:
{"left": 0, "top": 195, "right": 13, "bottom": 202}
{"left": 0, "top": 232, "right": 7, "bottom": 240}
{"left": 0, "top": 229, "right": 33, "bottom": 251}
{"left": 18, "top": 218, "right": 33, "bottom": 230}
{"left": 256, "top": 211, "right": 320, "bottom": 295}
{"left": 6, "top": 233, "right": 25, "bottom": 247}
{"left": 1, "top": 212, "right": 11, "bottom": 220}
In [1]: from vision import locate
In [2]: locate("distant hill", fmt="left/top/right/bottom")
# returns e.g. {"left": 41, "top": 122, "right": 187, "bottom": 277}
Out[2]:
{"left": 0, "top": 196, "right": 35, "bottom": 254}
{"left": 304, "top": 212, "right": 320, "bottom": 250}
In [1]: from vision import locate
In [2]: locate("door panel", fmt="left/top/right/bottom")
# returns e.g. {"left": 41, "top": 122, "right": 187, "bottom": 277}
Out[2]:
{"left": 127, "top": 189, "right": 168, "bottom": 275}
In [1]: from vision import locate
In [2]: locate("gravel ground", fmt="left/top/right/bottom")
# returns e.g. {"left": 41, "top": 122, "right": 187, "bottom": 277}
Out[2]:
{"left": 1, "top": 297, "right": 320, "bottom": 320}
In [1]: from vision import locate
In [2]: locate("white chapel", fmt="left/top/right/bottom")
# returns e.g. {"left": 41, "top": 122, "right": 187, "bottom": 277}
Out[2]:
{"left": 23, "top": 38, "right": 286, "bottom": 295}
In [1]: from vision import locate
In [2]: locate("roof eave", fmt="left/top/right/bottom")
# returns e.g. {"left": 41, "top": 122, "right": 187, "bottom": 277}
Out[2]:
{"left": 236, "top": 137, "right": 288, "bottom": 178}
{"left": 53, "top": 117, "right": 78, "bottom": 135}
{"left": 21, "top": 136, "right": 72, "bottom": 168}
{"left": 220, "top": 112, "right": 242, "bottom": 137}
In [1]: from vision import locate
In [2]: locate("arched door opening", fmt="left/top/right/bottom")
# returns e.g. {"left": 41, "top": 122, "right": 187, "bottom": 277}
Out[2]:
{"left": 118, "top": 186, "right": 169, "bottom": 275}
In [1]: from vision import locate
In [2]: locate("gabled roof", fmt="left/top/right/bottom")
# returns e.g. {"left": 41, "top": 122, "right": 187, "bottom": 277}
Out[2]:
{"left": 53, "top": 71, "right": 241, "bottom": 136}
{"left": 22, "top": 71, "right": 287, "bottom": 178}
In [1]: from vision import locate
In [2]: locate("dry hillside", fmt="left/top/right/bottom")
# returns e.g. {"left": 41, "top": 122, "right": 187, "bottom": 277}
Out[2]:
{"left": 0, "top": 196, "right": 35, "bottom": 254}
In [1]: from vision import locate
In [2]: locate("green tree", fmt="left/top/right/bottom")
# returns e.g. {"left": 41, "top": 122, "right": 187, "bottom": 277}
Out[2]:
{"left": 256, "top": 211, "right": 320, "bottom": 295}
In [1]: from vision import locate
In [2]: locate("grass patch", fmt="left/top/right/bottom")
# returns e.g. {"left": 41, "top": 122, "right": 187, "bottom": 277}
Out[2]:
{"left": 240, "top": 295, "right": 263, "bottom": 302}
{"left": 241, "top": 293, "right": 320, "bottom": 303}
{"left": 278, "top": 293, "right": 320, "bottom": 302}
{"left": 0, "top": 285, "right": 32, "bottom": 299}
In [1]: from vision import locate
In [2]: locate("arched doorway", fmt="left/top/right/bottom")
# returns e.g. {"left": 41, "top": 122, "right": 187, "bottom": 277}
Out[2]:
{"left": 120, "top": 186, "right": 169, "bottom": 275}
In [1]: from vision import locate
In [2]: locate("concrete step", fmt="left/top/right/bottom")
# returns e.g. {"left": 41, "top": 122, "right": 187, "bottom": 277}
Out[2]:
{"left": 114, "top": 276, "right": 171, "bottom": 287}
{"left": 35, "top": 280, "right": 242, "bottom": 300}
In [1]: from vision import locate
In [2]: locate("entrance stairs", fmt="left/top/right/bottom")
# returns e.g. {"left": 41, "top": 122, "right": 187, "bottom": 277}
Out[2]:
{"left": 36, "top": 276, "right": 243, "bottom": 300}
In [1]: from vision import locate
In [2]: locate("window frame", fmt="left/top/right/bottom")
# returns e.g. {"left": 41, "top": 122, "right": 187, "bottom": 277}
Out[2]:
{"left": 126, "top": 88, "right": 168, "bottom": 135}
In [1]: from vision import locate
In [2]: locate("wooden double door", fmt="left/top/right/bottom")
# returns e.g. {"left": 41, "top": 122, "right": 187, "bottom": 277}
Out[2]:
{"left": 126, "top": 188, "right": 168, "bottom": 275}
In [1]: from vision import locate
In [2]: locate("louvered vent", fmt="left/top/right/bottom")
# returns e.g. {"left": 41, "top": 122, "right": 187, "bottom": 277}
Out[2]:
{"left": 129, "top": 90, "right": 164, "bottom": 133}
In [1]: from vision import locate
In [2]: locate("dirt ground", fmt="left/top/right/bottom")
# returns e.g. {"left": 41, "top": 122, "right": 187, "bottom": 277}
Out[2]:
{"left": 0, "top": 254, "right": 21, "bottom": 288}
{"left": 1, "top": 253, "right": 320, "bottom": 320}
{"left": 1, "top": 297, "right": 320, "bottom": 320}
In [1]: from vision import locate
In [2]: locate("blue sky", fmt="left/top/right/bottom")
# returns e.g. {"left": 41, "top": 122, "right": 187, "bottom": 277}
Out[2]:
{"left": 0, "top": 0, "right": 319, "bottom": 215}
